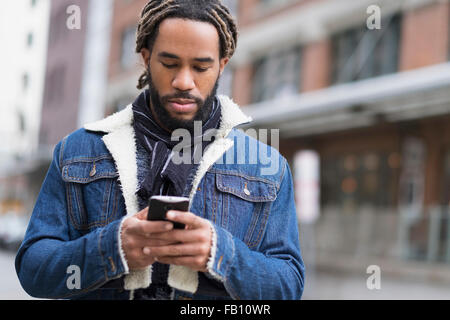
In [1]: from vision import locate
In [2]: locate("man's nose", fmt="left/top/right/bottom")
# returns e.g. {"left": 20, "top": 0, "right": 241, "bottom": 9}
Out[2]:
{"left": 172, "top": 68, "right": 195, "bottom": 92}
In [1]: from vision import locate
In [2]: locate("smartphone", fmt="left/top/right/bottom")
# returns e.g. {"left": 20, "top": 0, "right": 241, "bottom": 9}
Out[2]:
{"left": 147, "top": 195, "right": 190, "bottom": 229}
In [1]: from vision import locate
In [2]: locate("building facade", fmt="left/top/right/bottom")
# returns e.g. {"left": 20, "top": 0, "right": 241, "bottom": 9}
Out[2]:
{"left": 0, "top": 0, "right": 113, "bottom": 217}
{"left": 0, "top": 0, "right": 51, "bottom": 215}
{"left": 40, "top": 0, "right": 113, "bottom": 148}
{"left": 0, "top": 0, "right": 50, "bottom": 163}
{"left": 40, "top": 0, "right": 90, "bottom": 149}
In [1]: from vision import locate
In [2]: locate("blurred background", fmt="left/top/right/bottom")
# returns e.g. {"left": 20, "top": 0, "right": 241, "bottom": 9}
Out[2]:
{"left": 1, "top": 0, "right": 450, "bottom": 299}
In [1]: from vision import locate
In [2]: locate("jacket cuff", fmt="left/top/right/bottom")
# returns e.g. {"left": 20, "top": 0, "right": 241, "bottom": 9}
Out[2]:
{"left": 98, "top": 219, "right": 129, "bottom": 280}
{"left": 206, "top": 221, "right": 235, "bottom": 283}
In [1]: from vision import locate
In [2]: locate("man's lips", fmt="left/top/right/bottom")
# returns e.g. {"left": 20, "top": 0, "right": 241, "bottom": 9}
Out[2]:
{"left": 167, "top": 99, "right": 197, "bottom": 113}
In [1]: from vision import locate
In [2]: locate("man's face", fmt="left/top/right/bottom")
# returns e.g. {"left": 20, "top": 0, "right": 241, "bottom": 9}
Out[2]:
{"left": 141, "top": 18, "right": 229, "bottom": 131}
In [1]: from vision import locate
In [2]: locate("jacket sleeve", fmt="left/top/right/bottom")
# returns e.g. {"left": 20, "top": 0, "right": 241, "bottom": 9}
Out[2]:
{"left": 206, "top": 158, "right": 305, "bottom": 300}
{"left": 15, "top": 140, "right": 128, "bottom": 299}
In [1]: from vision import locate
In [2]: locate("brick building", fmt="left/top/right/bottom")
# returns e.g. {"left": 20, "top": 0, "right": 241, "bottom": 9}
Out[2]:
{"left": 105, "top": 0, "right": 146, "bottom": 114}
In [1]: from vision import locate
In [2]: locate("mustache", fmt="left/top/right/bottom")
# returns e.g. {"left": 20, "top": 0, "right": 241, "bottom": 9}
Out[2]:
{"left": 161, "top": 92, "right": 203, "bottom": 105}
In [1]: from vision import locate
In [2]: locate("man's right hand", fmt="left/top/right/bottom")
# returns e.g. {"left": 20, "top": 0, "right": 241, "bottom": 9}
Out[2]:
{"left": 120, "top": 207, "right": 176, "bottom": 271}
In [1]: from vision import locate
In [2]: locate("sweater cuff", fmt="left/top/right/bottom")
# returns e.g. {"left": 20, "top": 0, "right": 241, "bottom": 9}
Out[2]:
{"left": 117, "top": 217, "right": 130, "bottom": 275}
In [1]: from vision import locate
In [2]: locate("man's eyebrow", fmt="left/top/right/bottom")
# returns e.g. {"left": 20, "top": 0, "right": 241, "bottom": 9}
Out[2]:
{"left": 158, "top": 52, "right": 180, "bottom": 59}
{"left": 193, "top": 57, "right": 215, "bottom": 63}
{"left": 158, "top": 51, "right": 215, "bottom": 63}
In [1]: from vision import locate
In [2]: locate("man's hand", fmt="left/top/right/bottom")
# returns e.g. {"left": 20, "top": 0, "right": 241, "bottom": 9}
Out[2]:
{"left": 143, "top": 210, "right": 212, "bottom": 272}
{"left": 120, "top": 207, "right": 177, "bottom": 271}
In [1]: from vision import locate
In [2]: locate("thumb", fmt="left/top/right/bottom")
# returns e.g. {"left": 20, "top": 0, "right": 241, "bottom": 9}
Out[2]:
{"left": 135, "top": 207, "right": 149, "bottom": 221}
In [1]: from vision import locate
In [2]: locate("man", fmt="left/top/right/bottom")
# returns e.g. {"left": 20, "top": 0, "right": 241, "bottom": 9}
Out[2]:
{"left": 16, "top": 0, "right": 305, "bottom": 300}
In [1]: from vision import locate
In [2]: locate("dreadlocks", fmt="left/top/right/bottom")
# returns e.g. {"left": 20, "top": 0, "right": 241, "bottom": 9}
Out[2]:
{"left": 135, "top": 0, "right": 238, "bottom": 90}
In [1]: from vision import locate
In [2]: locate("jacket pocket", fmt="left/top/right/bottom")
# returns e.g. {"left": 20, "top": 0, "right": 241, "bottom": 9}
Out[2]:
{"left": 62, "top": 157, "right": 125, "bottom": 232}
{"left": 214, "top": 172, "right": 277, "bottom": 249}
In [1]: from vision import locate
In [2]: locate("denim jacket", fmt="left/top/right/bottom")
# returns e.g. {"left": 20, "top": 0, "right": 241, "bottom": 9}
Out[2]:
{"left": 15, "top": 95, "right": 305, "bottom": 300}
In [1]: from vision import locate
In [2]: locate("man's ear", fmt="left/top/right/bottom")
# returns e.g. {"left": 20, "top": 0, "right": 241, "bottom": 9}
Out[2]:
{"left": 219, "top": 57, "right": 230, "bottom": 76}
{"left": 141, "top": 48, "right": 151, "bottom": 68}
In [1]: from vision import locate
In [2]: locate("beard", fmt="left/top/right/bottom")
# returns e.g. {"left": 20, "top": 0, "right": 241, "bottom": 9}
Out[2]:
{"left": 147, "top": 70, "right": 220, "bottom": 133}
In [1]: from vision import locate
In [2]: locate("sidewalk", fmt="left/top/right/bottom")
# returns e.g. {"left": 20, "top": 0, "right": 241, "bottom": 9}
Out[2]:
{"left": 302, "top": 251, "right": 450, "bottom": 299}
{"left": 303, "top": 268, "right": 450, "bottom": 300}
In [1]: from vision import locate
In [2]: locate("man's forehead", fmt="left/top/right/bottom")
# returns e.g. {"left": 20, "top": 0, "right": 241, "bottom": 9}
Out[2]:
{"left": 153, "top": 17, "right": 221, "bottom": 58}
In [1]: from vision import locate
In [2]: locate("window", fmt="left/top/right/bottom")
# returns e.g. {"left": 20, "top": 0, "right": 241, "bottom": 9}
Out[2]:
{"left": 120, "top": 26, "right": 138, "bottom": 69}
{"left": 252, "top": 46, "right": 301, "bottom": 103}
{"left": 436, "top": 148, "right": 450, "bottom": 262}
{"left": 17, "top": 111, "right": 26, "bottom": 133}
{"left": 442, "top": 149, "right": 450, "bottom": 206}
{"left": 22, "top": 73, "right": 30, "bottom": 91}
{"left": 331, "top": 14, "right": 402, "bottom": 84}
{"left": 321, "top": 151, "right": 401, "bottom": 212}
{"left": 27, "top": 32, "right": 34, "bottom": 48}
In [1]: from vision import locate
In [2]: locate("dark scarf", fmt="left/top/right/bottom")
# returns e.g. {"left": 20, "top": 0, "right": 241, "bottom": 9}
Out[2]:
{"left": 132, "top": 89, "right": 222, "bottom": 200}
{"left": 129, "top": 90, "right": 229, "bottom": 300}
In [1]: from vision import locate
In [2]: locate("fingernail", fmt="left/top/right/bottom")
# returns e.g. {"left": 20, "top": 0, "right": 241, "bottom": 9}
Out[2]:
{"left": 165, "top": 223, "right": 173, "bottom": 230}
{"left": 143, "top": 247, "right": 151, "bottom": 255}
{"left": 167, "top": 211, "right": 175, "bottom": 219}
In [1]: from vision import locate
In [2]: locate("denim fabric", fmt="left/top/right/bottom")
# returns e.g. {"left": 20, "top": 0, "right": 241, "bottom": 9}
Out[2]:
{"left": 15, "top": 127, "right": 305, "bottom": 300}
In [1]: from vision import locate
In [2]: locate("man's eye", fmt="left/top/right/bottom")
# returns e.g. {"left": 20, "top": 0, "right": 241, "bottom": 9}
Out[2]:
{"left": 162, "top": 63, "right": 177, "bottom": 69}
{"left": 194, "top": 66, "right": 209, "bottom": 73}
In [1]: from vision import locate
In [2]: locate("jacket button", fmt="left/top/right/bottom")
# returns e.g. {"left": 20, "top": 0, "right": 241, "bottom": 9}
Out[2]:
{"left": 89, "top": 164, "right": 96, "bottom": 177}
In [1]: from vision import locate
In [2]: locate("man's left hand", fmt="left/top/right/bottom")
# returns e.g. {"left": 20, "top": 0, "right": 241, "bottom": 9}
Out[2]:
{"left": 143, "top": 210, "right": 212, "bottom": 272}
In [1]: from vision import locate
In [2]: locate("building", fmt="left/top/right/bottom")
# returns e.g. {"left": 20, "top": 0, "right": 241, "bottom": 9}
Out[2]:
{"left": 0, "top": 0, "right": 51, "bottom": 215}
{"left": 0, "top": 0, "right": 50, "bottom": 162}
{"left": 40, "top": 0, "right": 113, "bottom": 149}
{"left": 39, "top": 0, "right": 89, "bottom": 149}
{"left": 232, "top": 0, "right": 450, "bottom": 270}
{"left": 105, "top": 0, "right": 148, "bottom": 115}
{"left": 37, "top": 0, "right": 113, "bottom": 192}
{"left": 0, "top": 0, "right": 114, "bottom": 217}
